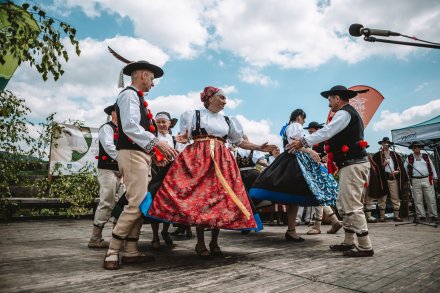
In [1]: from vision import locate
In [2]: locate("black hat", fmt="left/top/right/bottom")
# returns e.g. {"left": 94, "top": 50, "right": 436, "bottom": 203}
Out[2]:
{"left": 155, "top": 111, "right": 178, "bottom": 128}
{"left": 123, "top": 61, "right": 164, "bottom": 78}
{"left": 378, "top": 137, "right": 394, "bottom": 145}
{"left": 408, "top": 142, "right": 423, "bottom": 150}
{"left": 104, "top": 104, "right": 116, "bottom": 115}
{"left": 320, "top": 85, "right": 358, "bottom": 100}
{"left": 304, "top": 121, "right": 324, "bottom": 130}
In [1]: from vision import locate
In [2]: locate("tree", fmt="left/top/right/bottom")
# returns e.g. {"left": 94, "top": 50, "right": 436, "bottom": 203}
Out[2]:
{"left": 0, "top": 1, "right": 80, "bottom": 81}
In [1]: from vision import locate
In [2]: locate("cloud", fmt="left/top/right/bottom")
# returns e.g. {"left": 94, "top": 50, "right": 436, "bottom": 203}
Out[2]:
{"left": 372, "top": 99, "right": 440, "bottom": 131}
{"left": 50, "top": 0, "right": 440, "bottom": 69}
{"left": 7, "top": 36, "right": 169, "bottom": 127}
{"left": 238, "top": 67, "right": 278, "bottom": 86}
{"left": 234, "top": 115, "right": 282, "bottom": 147}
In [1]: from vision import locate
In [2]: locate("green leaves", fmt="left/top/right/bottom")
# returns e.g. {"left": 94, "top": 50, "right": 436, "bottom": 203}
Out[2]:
{"left": 0, "top": 1, "right": 81, "bottom": 81}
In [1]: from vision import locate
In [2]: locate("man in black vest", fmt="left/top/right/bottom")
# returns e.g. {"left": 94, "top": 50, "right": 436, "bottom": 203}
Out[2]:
{"left": 371, "top": 137, "right": 408, "bottom": 222}
{"left": 405, "top": 143, "right": 438, "bottom": 221}
{"left": 89, "top": 105, "right": 124, "bottom": 248}
{"left": 287, "top": 85, "right": 373, "bottom": 257}
{"left": 104, "top": 61, "right": 178, "bottom": 270}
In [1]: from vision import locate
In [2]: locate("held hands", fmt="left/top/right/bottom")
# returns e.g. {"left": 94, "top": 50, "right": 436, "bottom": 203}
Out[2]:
{"left": 153, "top": 155, "right": 169, "bottom": 167}
{"left": 309, "top": 150, "right": 321, "bottom": 163}
{"left": 286, "top": 138, "right": 303, "bottom": 154}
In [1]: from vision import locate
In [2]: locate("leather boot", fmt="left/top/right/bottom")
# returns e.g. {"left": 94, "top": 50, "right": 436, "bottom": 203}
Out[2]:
{"left": 88, "top": 225, "right": 109, "bottom": 248}
{"left": 393, "top": 210, "right": 403, "bottom": 222}
{"left": 378, "top": 209, "right": 386, "bottom": 222}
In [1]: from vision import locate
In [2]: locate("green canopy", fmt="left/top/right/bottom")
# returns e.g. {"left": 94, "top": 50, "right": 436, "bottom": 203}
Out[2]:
{"left": 391, "top": 115, "right": 440, "bottom": 151}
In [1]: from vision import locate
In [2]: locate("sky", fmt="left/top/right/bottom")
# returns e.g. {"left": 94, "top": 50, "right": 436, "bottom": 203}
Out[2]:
{"left": 6, "top": 0, "right": 440, "bottom": 153}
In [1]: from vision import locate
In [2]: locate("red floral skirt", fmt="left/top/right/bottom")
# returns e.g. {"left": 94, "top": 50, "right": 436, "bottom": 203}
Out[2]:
{"left": 147, "top": 139, "right": 257, "bottom": 230}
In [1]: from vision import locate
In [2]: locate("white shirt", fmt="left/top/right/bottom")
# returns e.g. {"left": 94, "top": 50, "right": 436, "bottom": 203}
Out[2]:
{"left": 157, "top": 132, "right": 174, "bottom": 148}
{"left": 179, "top": 108, "right": 244, "bottom": 145}
{"left": 116, "top": 85, "right": 156, "bottom": 149}
{"left": 99, "top": 123, "right": 118, "bottom": 160}
{"left": 405, "top": 154, "right": 438, "bottom": 179}
{"left": 304, "top": 110, "right": 351, "bottom": 146}
{"left": 382, "top": 151, "right": 395, "bottom": 174}
{"left": 236, "top": 148, "right": 265, "bottom": 164}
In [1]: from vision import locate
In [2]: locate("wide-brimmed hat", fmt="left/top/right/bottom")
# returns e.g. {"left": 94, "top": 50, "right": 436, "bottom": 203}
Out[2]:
{"left": 378, "top": 137, "right": 394, "bottom": 145}
{"left": 122, "top": 61, "right": 164, "bottom": 78}
{"left": 408, "top": 142, "right": 424, "bottom": 149}
{"left": 155, "top": 111, "right": 178, "bottom": 128}
{"left": 304, "top": 121, "right": 324, "bottom": 130}
{"left": 321, "top": 85, "right": 358, "bottom": 100}
{"left": 104, "top": 104, "right": 116, "bottom": 115}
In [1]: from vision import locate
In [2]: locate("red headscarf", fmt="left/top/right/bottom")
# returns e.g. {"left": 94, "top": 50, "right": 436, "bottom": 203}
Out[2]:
{"left": 200, "top": 86, "right": 221, "bottom": 102}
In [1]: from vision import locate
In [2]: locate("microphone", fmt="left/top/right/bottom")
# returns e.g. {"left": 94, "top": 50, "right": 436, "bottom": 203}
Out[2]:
{"left": 349, "top": 23, "right": 400, "bottom": 37}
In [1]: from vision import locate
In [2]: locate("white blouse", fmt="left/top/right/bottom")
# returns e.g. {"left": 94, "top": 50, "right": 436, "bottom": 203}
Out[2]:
{"left": 236, "top": 148, "right": 265, "bottom": 164}
{"left": 285, "top": 122, "right": 305, "bottom": 143}
{"left": 179, "top": 108, "right": 244, "bottom": 145}
{"left": 157, "top": 132, "right": 174, "bottom": 148}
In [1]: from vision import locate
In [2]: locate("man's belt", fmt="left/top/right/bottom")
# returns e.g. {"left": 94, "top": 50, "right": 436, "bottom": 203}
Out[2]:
{"left": 411, "top": 176, "right": 428, "bottom": 179}
{"left": 386, "top": 173, "right": 396, "bottom": 180}
{"left": 336, "top": 157, "right": 368, "bottom": 169}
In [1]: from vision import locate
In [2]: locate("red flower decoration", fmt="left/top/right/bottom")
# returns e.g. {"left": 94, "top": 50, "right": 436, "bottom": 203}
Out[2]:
{"left": 328, "top": 116, "right": 333, "bottom": 122}
{"left": 128, "top": 137, "right": 133, "bottom": 142}
{"left": 364, "top": 181, "right": 369, "bottom": 188}
{"left": 148, "top": 125, "right": 156, "bottom": 132}
{"left": 137, "top": 90, "right": 144, "bottom": 97}
{"left": 115, "top": 127, "right": 118, "bottom": 132}
{"left": 113, "top": 133, "right": 119, "bottom": 140}
{"left": 95, "top": 155, "right": 99, "bottom": 159}
{"left": 324, "top": 140, "right": 329, "bottom": 145}
{"left": 341, "top": 145, "right": 349, "bottom": 153}
{"left": 102, "top": 155, "right": 108, "bottom": 161}
{"left": 314, "top": 144, "right": 319, "bottom": 148}
{"left": 359, "top": 140, "right": 368, "bottom": 149}
{"left": 324, "top": 145, "right": 331, "bottom": 153}
{"left": 147, "top": 113, "right": 153, "bottom": 119}
{"left": 153, "top": 147, "right": 164, "bottom": 161}
{"left": 143, "top": 101, "right": 148, "bottom": 108}
{"left": 327, "top": 152, "right": 334, "bottom": 161}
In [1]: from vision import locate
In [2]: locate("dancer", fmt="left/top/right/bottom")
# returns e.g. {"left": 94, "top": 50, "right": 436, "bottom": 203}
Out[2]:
{"left": 142, "top": 86, "right": 277, "bottom": 258}
{"left": 250, "top": 109, "right": 339, "bottom": 242}
{"left": 288, "top": 85, "right": 373, "bottom": 257}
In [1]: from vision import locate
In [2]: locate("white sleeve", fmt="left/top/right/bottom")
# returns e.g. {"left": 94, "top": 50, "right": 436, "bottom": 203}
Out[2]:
{"left": 117, "top": 91, "right": 156, "bottom": 149}
{"left": 228, "top": 117, "right": 244, "bottom": 145}
{"left": 285, "top": 123, "right": 303, "bottom": 143}
{"left": 252, "top": 150, "right": 265, "bottom": 164}
{"left": 99, "top": 124, "right": 118, "bottom": 160}
{"left": 179, "top": 110, "right": 195, "bottom": 138}
{"left": 304, "top": 110, "right": 351, "bottom": 146}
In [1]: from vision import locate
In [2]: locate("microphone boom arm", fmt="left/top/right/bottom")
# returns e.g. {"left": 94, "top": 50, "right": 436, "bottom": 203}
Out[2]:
{"left": 364, "top": 36, "right": 440, "bottom": 49}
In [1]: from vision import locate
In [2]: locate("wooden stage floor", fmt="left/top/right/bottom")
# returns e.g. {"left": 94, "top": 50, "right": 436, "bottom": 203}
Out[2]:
{"left": 0, "top": 219, "right": 439, "bottom": 292}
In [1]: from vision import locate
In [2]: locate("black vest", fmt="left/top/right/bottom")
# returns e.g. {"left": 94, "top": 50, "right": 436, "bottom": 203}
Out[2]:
{"left": 97, "top": 121, "right": 119, "bottom": 171}
{"left": 328, "top": 104, "right": 366, "bottom": 163}
{"left": 115, "top": 86, "right": 157, "bottom": 151}
{"left": 236, "top": 150, "right": 255, "bottom": 168}
{"left": 191, "top": 110, "right": 230, "bottom": 139}
{"left": 312, "top": 142, "right": 326, "bottom": 159}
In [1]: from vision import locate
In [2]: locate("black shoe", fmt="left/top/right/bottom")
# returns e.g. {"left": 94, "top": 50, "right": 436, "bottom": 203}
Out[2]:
{"left": 378, "top": 218, "right": 386, "bottom": 222}
{"left": 419, "top": 217, "right": 426, "bottom": 221}
{"left": 393, "top": 217, "right": 404, "bottom": 222}
{"left": 343, "top": 248, "right": 374, "bottom": 257}
{"left": 241, "top": 230, "right": 251, "bottom": 235}
{"left": 366, "top": 217, "right": 377, "bottom": 223}
{"left": 430, "top": 217, "right": 438, "bottom": 222}
{"left": 170, "top": 227, "right": 185, "bottom": 236}
{"left": 161, "top": 231, "right": 173, "bottom": 246}
{"left": 285, "top": 232, "right": 305, "bottom": 242}
{"left": 329, "top": 243, "right": 355, "bottom": 252}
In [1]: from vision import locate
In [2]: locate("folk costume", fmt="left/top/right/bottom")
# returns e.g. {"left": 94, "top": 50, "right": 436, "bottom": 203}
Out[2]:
{"left": 371, "top": 137, "right": 408, "bottom": 221}
{"left": 249, "top": 122, "right": 338, "bottom": 207}
{"left": 104, "top": 59, "right": 164, "bottom": 270}
{"left": 405, "top": 144, "right": 438, "bottom": 220}
{"left": 299, "top": 85, "right": 373, "bottom": 257}
{"left": 142, "top": 90, "right": 258, "bottom": 231}
{"left": 89, "top": 105, "right": 125, "bottom": 248}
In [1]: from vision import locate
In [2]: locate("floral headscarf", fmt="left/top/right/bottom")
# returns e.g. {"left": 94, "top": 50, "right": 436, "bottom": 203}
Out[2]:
{"left": 200, "top": 86, "right": 223, "bottom": 102}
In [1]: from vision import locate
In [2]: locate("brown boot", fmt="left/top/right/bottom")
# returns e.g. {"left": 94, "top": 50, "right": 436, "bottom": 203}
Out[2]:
{"left": 378, "top": 209, "right": 386, "bottom": 222}
{"left": 103, "top": 250, "right": 120, "bottom": 270}
{"left": 89, "top": 225, "right": 109, "bottom": 248}
{"left": 327, "top": 221, "right": 342, "bottom": 234}
{"left": 393, "top": 210, "right": 403, "bottom": 222}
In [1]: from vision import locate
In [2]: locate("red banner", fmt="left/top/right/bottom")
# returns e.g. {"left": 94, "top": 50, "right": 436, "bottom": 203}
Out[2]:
{"left": 326, "top": 85, "right": 384, "bottom": 128}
